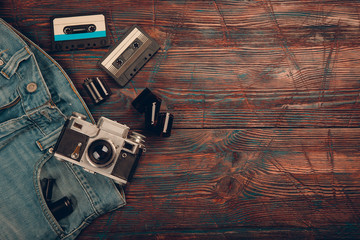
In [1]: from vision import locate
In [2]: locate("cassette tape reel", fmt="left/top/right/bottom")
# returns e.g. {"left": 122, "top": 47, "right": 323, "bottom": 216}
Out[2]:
{"left": 98, "top": 25, "right": 160, "bottom": 87}
{"left": 51, "top": 14, "right": 109, "bottom": 51}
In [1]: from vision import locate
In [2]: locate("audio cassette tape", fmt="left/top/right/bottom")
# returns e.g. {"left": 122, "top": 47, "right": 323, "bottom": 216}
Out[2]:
{"left": 98, "top": 25, "right": 160, "bottom": 87}
{"left": 51, "top": 14, "right": 109, "bottom": 51}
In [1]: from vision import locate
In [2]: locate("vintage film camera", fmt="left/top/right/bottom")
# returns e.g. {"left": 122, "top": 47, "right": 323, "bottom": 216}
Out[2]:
{"left": 53, "top": 112, "right": 145, "bottom": 185}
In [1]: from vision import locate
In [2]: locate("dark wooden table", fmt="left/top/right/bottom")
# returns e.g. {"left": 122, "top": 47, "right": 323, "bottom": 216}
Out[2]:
{"left": 2, "top": 0, "right": 360, "bottom": 239}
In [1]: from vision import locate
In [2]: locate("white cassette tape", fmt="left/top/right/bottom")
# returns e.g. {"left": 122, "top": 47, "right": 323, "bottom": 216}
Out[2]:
{"left": 98, "top": 25, "right": 160, "bottom": 87}
{"left": 51, "top": 14, "right": 109, "bottom": 51}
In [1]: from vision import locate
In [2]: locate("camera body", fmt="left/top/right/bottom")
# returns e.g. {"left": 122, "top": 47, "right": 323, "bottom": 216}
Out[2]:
{"left": 53, "top": 112, "right": 145, "bottom": 185}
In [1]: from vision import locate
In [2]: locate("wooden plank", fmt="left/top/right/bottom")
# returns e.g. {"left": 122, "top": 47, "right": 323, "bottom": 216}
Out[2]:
{"left": 79, "top": 227, "right": 360, "bottom": 240}
{"left": 77, "top": 128, "right": 360, "bottom": 237}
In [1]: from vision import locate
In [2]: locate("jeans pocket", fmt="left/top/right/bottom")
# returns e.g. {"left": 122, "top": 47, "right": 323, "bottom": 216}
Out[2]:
{"left": 0, "top": 120, "right": 60, "bottom": 239}
{"left": 0, "top": 95, "right": 20, "bottom": 111}
{"left": 34, "top": 152, "right": 67, "bottom": 238}
{"left": 35, "top": 145, "right": 127, "bottom": 239}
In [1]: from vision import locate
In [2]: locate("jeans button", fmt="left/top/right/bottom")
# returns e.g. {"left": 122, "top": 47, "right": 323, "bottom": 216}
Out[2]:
{"left": 26, "top": 82, "right": 38, "bottom": 93}
{"left": 0, "top": 59, "right": 4, "bottom": 66}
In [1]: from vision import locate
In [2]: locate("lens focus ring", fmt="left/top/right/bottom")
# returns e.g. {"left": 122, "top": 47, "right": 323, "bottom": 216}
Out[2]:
{"left": 87, "top": 139, "right": 114, "bottom": 167}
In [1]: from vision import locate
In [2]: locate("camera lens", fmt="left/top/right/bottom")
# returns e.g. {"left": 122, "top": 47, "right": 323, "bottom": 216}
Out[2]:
{"left": 87, "top": 140, "right": 114, "bottom": 167}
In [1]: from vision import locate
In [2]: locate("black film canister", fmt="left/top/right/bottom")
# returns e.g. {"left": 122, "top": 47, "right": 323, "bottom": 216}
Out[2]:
{"left": 144, "top": 101, "right": 161, "bottom": 129}
{"left": 41, "top": 178, "right": 55, "bottom": 202}
{"left": 83, "top": 77, "right": 112, "bottom": 104}
{"left": 132, "top": 88, "right": 162, "bottom": 113}
{"left": 44, "top": 179, "right": 55, "bottom": 202}
{"left": 154, "top": 112, "right": 174, "bottom": 137}
{"left": 49, "top": 197, "right": 74, "bottom": 221}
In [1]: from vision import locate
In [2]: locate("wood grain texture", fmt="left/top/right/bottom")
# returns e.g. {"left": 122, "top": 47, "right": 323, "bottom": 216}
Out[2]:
{"left": 1, "top": 0, "right": 360, "bottom": 239}
{"left": 81, "top": 129, "right": 360, "bottom": 239}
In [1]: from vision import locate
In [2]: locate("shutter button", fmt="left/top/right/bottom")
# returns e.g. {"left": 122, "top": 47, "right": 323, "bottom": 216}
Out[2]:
{"left": 0, "top": 59, "right": 4, "bottom": 66}
{"left": 26, "top": 82, "right": 37, "bottom": 93}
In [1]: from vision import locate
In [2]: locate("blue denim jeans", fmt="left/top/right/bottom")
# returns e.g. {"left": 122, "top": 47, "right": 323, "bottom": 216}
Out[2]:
{"left": 0, "top": 18, "right": 126, "bottom": 239}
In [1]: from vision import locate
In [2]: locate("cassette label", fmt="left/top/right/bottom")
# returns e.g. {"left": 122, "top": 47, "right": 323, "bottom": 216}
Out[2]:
{"left": 98, "top": 25, "right": 160, "bottom": 87}
{"left": 51, "top": 14, "right": 109, "bottom": 51}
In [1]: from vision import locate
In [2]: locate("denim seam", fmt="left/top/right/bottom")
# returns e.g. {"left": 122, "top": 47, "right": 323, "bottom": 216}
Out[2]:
{"left": 0, "top": 113, "right": 26, "bottom": 128}
{"left": 50, "top": 103, "right": 67, "bottom": 121}
{"left": 14, "top": 74, "right": 48, "bottom": 136}
{"left": 36, "top": 125, "right": 63, "bottom": 151}
{"left": 37, "top": 140, "right": 44, "bottom": 151}
{"left": 61, "top": 212, "right": 97, "bottom": 240}
{"left": 27, "top": 113, "right": 46, "bottom": 136}
{"left": 0, "top": 124, "right": 34, "bottom": 151}
{"left": 0, "top": 90, "right": 20, "bottom": 111}
{"left": 27, "top": 50, "right": 53, "bottom": 100}
{"left": 57, "top": 168, "right": 125, "bottom": 240}
{"left": 14, "top": 58, "right": 58, "bottom": 116}
{"left": 111, "top": 181, "right": 127, "bottom": 204}
{"left": 1, "top": 47, "right": 31, "bottom": 79}
{"left": 33, "top": 151, "right": 66, "bottom": 238}
{"left": 0, "top": 19, "right": 30, "bottom": 51}
{"left": 1, "top": 70, "right": 9, "bottom": 79}
{"left": 65, "top": 162, "right": 126, "bottom": 215}
{"left": 26, "top": 100, "right": 53, "bottom": 115}
{"left": 0, "top": 49, "right": 8, "bottom": 56}
{"left": 14, "top": 50, "right": 53, "bottom": 110}
{"left": 64, "top": 163, "right": 101, "bottom": 215}
{"left": 30, "top": 105, "right": 67, "bottom": 145}
{"left": 60, "top": 197, "right": 126, "bottom": 240}
{"left": 16, "top": 74, "right": 28, "bottom": 116}
{"left": 14, "top": 69, "right": 50, "bottom": 136}
{"left": 61, "top": 200, "right": 127, "bottom": 240}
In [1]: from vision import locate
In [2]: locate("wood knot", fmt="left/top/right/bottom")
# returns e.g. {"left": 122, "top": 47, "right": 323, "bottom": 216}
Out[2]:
{"left": 214, "top": 176, "right": 242, "bottom": 198}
